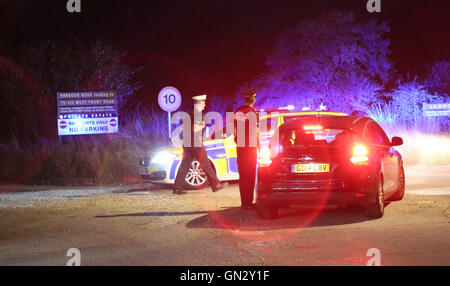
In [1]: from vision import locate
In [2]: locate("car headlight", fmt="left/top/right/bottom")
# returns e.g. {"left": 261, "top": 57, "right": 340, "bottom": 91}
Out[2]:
{"left": 151, "top": 151, "right": 177, "bottom": 165}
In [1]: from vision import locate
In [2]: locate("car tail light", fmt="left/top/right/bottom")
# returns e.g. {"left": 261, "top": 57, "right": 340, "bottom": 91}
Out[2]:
{"left": 303, "top": 125, "right": 323, "bottom": 130}
{"left": 350, "top": 143, "right": 369, "bottom": 165}
{"left": 258, "top": 145, "right": 272, "bottom": 167}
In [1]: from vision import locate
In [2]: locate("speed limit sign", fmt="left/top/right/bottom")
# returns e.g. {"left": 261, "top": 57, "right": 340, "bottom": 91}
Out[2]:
{"left": 158, "top": 86, "right": 182, "bottom": 138}
{"left": 158, "top": 86, "right": 181, "bottom": 112}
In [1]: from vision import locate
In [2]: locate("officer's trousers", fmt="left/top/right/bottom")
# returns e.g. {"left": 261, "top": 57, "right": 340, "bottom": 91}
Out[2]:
{"left": 173, "top": 147, "right": 220, "bottom": 191}
{"left": 236, "top": 147, "right": 258, "bottom": 207}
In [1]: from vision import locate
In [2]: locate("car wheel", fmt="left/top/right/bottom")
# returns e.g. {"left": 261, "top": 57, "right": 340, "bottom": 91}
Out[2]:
{"left": 390, "top": 164, "right": 405, "bottom": 201}
{"left": 182, "top": 160, "right": 210, "bottom": 190}
{"left": 256, "top": 205, "right": 279, "bottom": 220}
{"left": 365, "top": 178, "right": 384, "bottom": 219}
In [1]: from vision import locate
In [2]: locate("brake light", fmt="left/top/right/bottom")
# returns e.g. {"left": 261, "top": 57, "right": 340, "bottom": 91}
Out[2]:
{"left": 303, "top": 125, "right": 323, "bottom": 130}
{"left": 258, "top": 145, "right": 272, "bottom": 167}
{"left": 350, "top": 143, "right": 369, "bottom": 165}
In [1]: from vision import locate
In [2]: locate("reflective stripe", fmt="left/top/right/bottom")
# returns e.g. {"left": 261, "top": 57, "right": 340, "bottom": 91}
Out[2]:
{"left": 213, "top": 158, "right": 228, "bottom": 175}
{"left": 170, "top": 160, "right": 179, "bottom": 180}
{"left": 205, "top": 142, "right": 228, "bottom": 175}
{"left": 228, "top": 157, "right": 238, "bottom": 173}
{"left": 260, "top": 111, "right": 347, "bottom": 119}
{"left": 279, "top": 115, "right": 284, "bottom": 126}
{"left": 205, "top": 142, "right": 226, "bottom": 159}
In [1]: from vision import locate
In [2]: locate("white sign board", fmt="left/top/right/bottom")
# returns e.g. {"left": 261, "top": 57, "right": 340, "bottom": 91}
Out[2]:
{"left": 57, "top": 92, "right": 118, "bottom": 136}
{"left": 423, "top": 103, "right": 450, "bottom": 117}
{"left": 158, "top": 86, "right": 181, "bottom": 112}
{"left": 58, "top": 117, "right": 119, "bottom": 136}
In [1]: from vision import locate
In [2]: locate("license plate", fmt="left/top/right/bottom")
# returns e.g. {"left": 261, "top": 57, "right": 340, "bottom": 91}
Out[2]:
{"left": 291, "top": 163, "right": 330, "bottom": 173}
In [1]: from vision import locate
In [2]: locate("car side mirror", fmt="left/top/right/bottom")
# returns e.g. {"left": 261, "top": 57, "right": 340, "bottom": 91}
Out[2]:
{"left": 391, "top": 136, "right": 403, "bottom": 146}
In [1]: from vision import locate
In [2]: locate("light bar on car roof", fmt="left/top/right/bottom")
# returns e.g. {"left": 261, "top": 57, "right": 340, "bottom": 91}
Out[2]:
{"left": 303, "top": 125, "right": 323, "bottom": 130}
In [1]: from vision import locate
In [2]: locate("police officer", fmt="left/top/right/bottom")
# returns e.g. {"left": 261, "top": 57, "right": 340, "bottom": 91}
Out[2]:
{"left": 234, "top": 88, "right": 260, "bottom": 210}
{"left": 173, "top": 94, "right": 228, "bottom": 195}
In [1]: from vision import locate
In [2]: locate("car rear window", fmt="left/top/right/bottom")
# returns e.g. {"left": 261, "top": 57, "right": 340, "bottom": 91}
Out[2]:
{"left": 280, "top": 128, "right": 356, "bottom": 148}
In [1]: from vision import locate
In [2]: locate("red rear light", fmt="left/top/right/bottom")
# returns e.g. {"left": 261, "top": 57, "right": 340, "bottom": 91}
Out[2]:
{"left": 258, "top": 145, "right": 272, "bottom": 167}
{"left": 350, "top": 143, "right": 369, "bottom": 165}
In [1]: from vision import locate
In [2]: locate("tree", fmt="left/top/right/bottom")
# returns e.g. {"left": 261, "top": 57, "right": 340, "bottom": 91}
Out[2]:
{"left": 424, "top": 60, "right": 450, "bottom": 97}
{"left": 390, "top": 77, "right": 434, "bottom": 128}
{"left": 245, "top": 11, "right": 392, "bottom": 113}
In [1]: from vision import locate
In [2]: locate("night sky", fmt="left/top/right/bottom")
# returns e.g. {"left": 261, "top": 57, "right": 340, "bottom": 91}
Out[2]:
{"left": 1, "top": 0, "right": 449, "bottom": 108}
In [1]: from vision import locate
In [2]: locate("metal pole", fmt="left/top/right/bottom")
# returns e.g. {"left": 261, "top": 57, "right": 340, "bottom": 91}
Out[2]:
{"left": 168, "top": 111, "right": 172, "bottom": 138}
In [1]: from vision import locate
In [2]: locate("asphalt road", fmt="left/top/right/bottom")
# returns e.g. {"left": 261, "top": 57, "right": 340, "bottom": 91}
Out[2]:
{"left": 0, "top": 165, "right": 449, "bottom": 266}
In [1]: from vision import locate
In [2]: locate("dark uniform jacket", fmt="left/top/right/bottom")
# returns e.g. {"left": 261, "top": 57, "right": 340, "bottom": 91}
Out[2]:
{"left": 183, "top": 111, "right": 205, "bottom": 154}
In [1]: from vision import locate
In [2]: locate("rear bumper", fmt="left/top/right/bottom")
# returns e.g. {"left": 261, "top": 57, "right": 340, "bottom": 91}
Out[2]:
{"left": 256, "top": 190, "right": 375, "bottom": 207}
{"left": 256, "top": 167, "right": 378, "bottom": 207}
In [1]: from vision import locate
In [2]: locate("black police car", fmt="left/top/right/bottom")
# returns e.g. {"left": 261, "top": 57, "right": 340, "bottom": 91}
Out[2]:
{"left": 256, "top": 114, "right": 405, "bottom": 219}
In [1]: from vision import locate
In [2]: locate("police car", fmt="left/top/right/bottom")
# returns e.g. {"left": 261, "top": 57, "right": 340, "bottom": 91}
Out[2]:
{"left": 139, "top": 110, "right": 347, "bottom": 189}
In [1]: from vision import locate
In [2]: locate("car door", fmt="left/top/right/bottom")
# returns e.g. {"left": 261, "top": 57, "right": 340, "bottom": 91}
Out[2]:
{"left": 372, "top": 122, "right": 399, "bottom": 197}
{"left": 364, "top": 122, "right": 397, "bottom": 195}
{"left": 206, "top": 125, "right": 238, "bottom": 176}
{"left": 204, "top": 127, "right": 228, "bottom": 176}
{"left": 222, "top": 125, "right": 239, "bottom": 175}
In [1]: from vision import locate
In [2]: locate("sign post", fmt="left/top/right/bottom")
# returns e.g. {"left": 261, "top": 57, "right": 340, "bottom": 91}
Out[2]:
{"left": 158, "top": 86, "right": 182, "bottom": 137}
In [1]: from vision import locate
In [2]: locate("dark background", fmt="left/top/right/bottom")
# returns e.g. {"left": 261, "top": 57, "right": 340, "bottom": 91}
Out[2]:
{"left": 1, "top": 0, "right": 449, "bottom": 108}
{"left": 0, "top": 0, "right": 448, "bottom": 184}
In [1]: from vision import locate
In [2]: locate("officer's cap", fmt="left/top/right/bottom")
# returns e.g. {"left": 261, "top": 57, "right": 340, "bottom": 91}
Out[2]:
{"left": 242, "top": 88, "right": 257, "bottom": 99}
{"left": 192, "top": 94, "right": 207, "bottom": 102}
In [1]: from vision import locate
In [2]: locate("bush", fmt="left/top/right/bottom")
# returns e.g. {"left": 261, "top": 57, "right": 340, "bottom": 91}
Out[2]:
{"left": 0, "top": 108, "right": 170, "bottom": 185}
{"left": 382, "top": 127, "right": 450, "bottom": 166}
{"left": 389, "top": 77, "right": 436, "bottom": 128}
{"left": 369, "top": 102, "right": 450, "bottom": 166}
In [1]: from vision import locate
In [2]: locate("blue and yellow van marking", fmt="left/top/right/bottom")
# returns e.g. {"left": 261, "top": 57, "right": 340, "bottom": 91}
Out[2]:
{"left": 204, "top": 141, "right": 228, "bottom": 175}
{"left": 170, "top": 160, "right": 179, "bottom": 180}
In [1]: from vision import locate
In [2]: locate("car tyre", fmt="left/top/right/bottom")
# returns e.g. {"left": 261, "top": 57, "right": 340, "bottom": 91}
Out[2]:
{"left": 256, "top": 205, "right": 279, "bottom": 220}
{"left": 365, "top": 178, "right": 384, "bottom": 219}
{"left": 182, "top": 160, "right": 210, "bottom": 190}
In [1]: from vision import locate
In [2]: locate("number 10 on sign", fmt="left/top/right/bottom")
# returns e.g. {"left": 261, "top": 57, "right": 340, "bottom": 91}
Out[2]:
{"left": 158, "top": 86, "right": 182, "bottom": 137}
